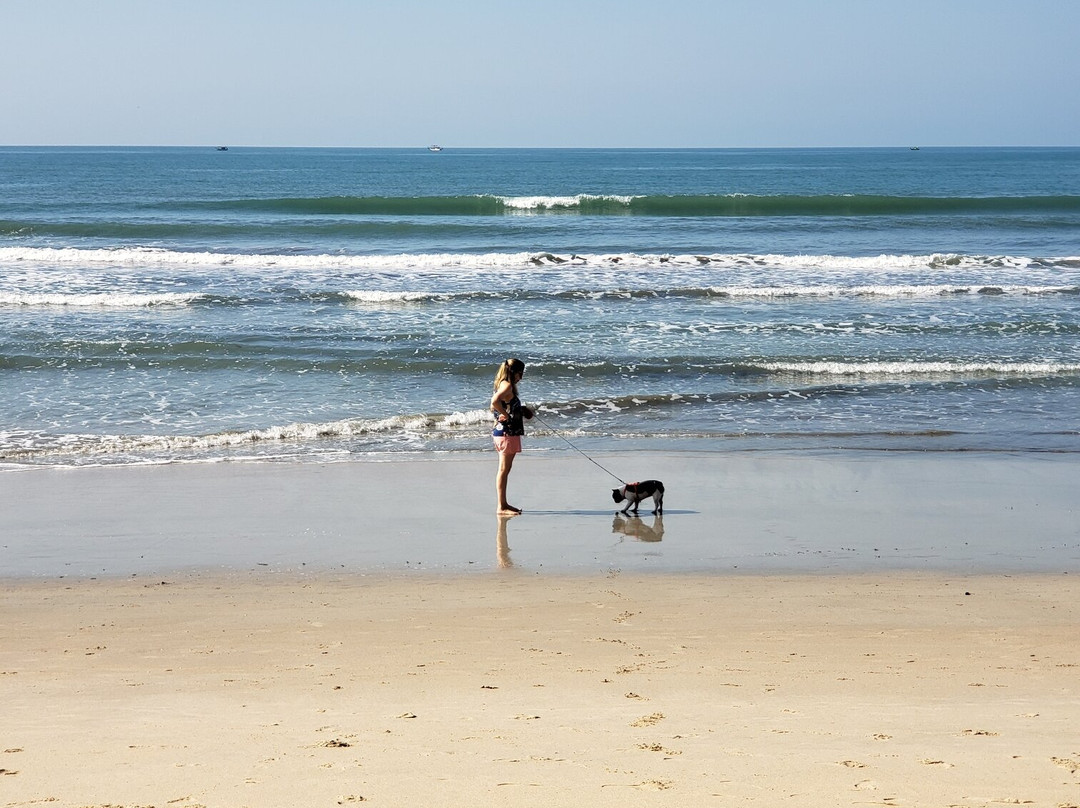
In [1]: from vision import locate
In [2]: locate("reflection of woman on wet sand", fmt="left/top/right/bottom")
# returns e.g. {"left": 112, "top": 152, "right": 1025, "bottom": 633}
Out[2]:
{"left": 496, "top": 514, "right": 514, "bottom": 568}
{"left": 490, "top": 358, "right": 532, "bottom": 514}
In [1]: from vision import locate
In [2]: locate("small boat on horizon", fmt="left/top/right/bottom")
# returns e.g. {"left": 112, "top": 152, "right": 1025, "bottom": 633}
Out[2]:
{"left": 216, "top": 146, "right": 229, "bottom": 151}
{"left": 428, "top": 145, "right": 443, "bottom": 152}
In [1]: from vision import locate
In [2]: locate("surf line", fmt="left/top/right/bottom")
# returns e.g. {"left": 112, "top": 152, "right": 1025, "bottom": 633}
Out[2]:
{"left": 530, "top": 411, "right": 627, "bottom": 486}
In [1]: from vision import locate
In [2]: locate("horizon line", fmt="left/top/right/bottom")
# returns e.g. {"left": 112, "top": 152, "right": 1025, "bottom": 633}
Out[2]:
{"left": 3, "top": 143, "right": 1079, "bottom": 150}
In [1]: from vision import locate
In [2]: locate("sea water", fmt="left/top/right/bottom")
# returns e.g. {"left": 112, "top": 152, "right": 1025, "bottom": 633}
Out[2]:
{"left": 1, "top": 146, "right": 1079, "bottom": 467}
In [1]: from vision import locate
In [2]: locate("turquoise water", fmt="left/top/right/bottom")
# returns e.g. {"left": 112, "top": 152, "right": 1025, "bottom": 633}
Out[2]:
{"left": 1, "top": 146, "right": 1079, "bottom": 466}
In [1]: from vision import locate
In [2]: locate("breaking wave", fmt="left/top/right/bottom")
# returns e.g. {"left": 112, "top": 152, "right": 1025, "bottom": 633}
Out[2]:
{"left": 0, "top": 291, "right": 207, "bottom": 307}
{"left": 3, "top": 246, "right": 1077, "bottom": 276}
{"left": 193, "top": 193, "right": 1080, "bottom": 217}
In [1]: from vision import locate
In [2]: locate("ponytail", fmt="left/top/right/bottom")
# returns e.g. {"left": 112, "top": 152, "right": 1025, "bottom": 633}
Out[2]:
{"left": 493, "top": 358, "right": 526, "bottom": 391}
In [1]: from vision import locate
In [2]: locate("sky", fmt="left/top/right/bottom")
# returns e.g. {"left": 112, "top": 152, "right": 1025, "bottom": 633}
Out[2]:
{"left": 2, "top": 0, "right": 1078, "bottom": 148}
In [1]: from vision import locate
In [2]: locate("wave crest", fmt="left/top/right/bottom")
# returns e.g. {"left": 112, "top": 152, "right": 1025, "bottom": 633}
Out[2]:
{"left": 0, "top": 291, "right": 206, "bottom": 307}
{"left": 0, "top": 409, "right": 495, "bottom": 463}
{"left": 3, "top": 246, "right": 1078, "bottom": 275}
{"left": 193, "top": 193, "right": 1080, "bottom": 217}
{"left": 756, "top": 360, "right": 1080, "bottom": 377}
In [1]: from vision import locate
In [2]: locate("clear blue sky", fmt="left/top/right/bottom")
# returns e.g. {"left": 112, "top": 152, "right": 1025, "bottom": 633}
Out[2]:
{"left": 3, "top": 0, "right": 1078, "bottom": 148}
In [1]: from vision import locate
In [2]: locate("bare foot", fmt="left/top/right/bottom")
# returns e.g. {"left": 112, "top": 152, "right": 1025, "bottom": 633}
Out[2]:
{"left": 498, "top": 505, "right": 522, "bottom": 515}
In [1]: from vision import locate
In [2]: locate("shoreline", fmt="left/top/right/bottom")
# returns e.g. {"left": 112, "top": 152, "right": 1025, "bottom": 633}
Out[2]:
{"left": 3, "top": 449, "right": 1079, "bottom": 580}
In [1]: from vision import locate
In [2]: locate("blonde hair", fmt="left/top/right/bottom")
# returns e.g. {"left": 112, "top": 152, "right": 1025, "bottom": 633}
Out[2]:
{"left": 493, "top": 358, "right": 526, "bottom": 391}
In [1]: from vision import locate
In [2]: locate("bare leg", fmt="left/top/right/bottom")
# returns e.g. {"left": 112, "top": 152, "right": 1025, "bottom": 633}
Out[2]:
{"left": 496, "top": 452, "right": 521, "bottom": 514}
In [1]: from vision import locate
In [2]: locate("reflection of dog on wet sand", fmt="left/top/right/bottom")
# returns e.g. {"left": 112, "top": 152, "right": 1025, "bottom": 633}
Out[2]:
{"left": 612, "top": 513, "right": 665, "bottom": 543}
{"left": 612, "top": 480, "right": 664, "bottom": 515}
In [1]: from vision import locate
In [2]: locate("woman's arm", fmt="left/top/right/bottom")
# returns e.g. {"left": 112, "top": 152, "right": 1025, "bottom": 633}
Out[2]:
{"left": 490, "top": 381, "right": 512, "bottom": 420}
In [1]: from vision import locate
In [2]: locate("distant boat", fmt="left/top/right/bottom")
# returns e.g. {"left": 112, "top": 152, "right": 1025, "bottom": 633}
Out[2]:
{"left": 428, "top": 145, "right": 443, "bottom": 152}
{"left": 216, "top": 146, "right": 229, "bottom": 151}
{"left": 909, "top": 146, "right": 920, "bottom": 151}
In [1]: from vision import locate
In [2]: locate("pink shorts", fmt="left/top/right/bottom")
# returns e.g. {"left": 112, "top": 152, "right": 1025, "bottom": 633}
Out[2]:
{"left": 493, "top": 435, "right": 522, "bottom": 456}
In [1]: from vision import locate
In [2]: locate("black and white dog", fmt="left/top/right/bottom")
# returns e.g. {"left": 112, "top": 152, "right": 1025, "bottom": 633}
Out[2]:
{"left": 612, "top": 480, "right": 665, "bottom": 515}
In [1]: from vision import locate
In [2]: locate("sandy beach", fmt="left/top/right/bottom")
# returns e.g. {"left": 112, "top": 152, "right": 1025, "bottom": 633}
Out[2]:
{"left": 3, "top": 571, "right": 1079, "bottom": 807}
{"left": 2, "top": 451, "right": 1079, "bottom": 806}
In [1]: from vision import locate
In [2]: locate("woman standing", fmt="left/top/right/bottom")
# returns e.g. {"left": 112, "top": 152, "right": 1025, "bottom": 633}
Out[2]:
{"left": 491, "top": 358, "right": 532, "bottom": 514}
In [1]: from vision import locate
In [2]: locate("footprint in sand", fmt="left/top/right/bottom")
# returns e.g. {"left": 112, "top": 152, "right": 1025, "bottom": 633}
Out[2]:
{"left": 1052, "top": 756, "right": 1079, "bottom": 774}
{"left": 631, "top": 712, "right": 664, "bottom": 727}
{"left": 637, "top": 743, "right": 681, "bottom": 756}
{"left": 634, "top": 779, "right": 673, "bottom": 791}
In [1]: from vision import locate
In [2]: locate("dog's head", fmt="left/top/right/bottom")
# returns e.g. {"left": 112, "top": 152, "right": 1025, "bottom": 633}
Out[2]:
{"left": 611, "top": 488, "right": 625, "bottom": 503}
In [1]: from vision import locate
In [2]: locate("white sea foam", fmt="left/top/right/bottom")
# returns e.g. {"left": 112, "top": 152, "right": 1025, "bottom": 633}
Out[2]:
{"left": 1, "top": 409, "right": 493, "bottom": 462}
{"left": 198, "top": 409, "right": 490, "bottom": 446}
{"left": 760, "top": 360, "right": 1080, "bottom": 376}
{"left": 342, "top": 290, "right": 447, "bottom": 303}
{"left": 496, "top": 193, "right": 637, "bottom": 210}
{"left": 0, "top": 291, "right": 206, "bottom": 307}
{"left": 342, "top": 283, "right": 1078, "bottom": 305}
{"left": 709, "top": 284, "right": 1076, "bottom": 299}
{"left": 4, "top": 245, "right": 1075, "bottom": 275}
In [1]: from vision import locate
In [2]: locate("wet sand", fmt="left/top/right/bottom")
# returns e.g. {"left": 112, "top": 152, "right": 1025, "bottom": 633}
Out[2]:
{"left": 2, "top": 451, "right": 1079, "bottom": 806}
{"left": 2, "top": 450, "right": 1078, "bottom": 577}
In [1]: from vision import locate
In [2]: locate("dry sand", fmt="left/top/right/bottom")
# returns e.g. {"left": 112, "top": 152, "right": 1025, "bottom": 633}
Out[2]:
{"left": 2, "top": 571, "right": 1079, "bottom": 807}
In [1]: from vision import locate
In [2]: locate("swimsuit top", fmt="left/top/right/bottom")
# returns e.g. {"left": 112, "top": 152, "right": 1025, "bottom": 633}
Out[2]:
{"left": 492, "top": 391, "right": 525, "bottom": 437}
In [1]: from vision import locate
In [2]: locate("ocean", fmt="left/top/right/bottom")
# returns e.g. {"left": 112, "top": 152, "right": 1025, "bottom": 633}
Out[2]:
{"left": 2, "top": 146, "right": 1079, "bottom": 468}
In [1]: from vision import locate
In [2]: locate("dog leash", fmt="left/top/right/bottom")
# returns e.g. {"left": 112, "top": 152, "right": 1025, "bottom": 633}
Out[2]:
{"left": 530, "top": 411, "right": 627, "bottom": 486}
